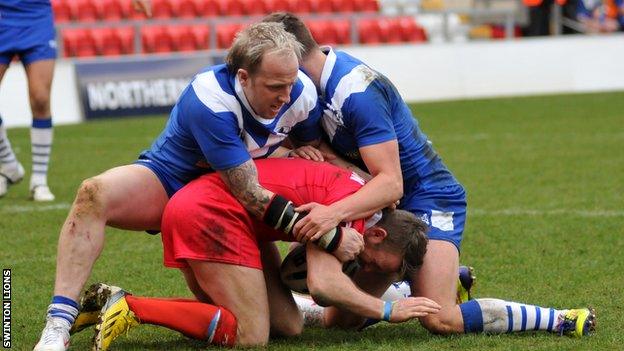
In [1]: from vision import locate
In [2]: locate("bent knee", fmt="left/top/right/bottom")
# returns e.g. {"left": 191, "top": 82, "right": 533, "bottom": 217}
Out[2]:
{"left": 273, "top": 317, "right": 303, "bottom": 337}
{"left": 419, "top": 313, "right": 461, "bottom": 335}
{"left": 73, "top": 177, "right": 107, "bottom": 216}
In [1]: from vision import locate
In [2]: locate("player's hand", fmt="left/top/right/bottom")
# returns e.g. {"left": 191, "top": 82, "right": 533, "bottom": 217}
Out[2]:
{"left": 332, "top": 228, "right": 364, "bottom": 262}
{"left": 132, "top": 0, "right": 152, "bottom": 17}
{"left": 293, "top": 202, "right": 342, "bottom": 243}
{"left": 290, "top": 145, "right": 334, "bottom": 162}
{"left": 388, "top": 297, "right": 441, "bottom": 323}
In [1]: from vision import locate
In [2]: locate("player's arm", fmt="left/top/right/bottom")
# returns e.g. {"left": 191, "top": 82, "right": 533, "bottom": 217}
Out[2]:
{"left": 305, "top": 239, "right": 439, "bottom": 323}
{"left": 294, "top": 140, "right": 402, "bottom": 242}
{"left": 218, "top": 159, "right": 274, "bottom": 219}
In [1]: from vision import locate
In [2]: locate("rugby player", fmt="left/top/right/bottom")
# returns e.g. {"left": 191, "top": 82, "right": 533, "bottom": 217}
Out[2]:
{"left": 74, "top": 158, "right": 439, "bottom": 349}
{"left": 263, "top": 13, "right": 595, "bottom": 337}
{"left": 34, "top": 22, "right": 364, "bottom": 351}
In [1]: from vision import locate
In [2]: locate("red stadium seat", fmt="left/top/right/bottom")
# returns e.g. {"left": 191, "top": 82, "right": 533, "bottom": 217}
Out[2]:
{"left": 152, "top": 0, "right": 175, "bottom": 18}
{"left": 92, "top": 28, "right": 122, "bottom": 56}
{"left": 191, "top": 25, "right": 210, "bottom": 50}
{"left": 306, "top": 20, "right": 338, "bottom": 45}
{"left": 51, "top": 0, "right": 72, "bottom": 23}
{"left": 73, "top": 0, "right": 101, "bottom": 22}
{"left": 141, "top": 26, "right": 174, "bottom": 53}
{"left": 377, "top": 18, "right": 402, "bottom": 43}
{"left": 63, "top": 29, "right": 97, "bottom": 57}
{"left": 309, "top": 0, "right": 332, "bottom": 13}
{"left": 194, "top": 0, "right": 220, "bottom": 16}
{"left": 117, "top": 26, "right": 136, "bottom": 54}
{"left": 331, "top": 0, "right": 356, "bottom": 12}
{"left": 99, "top": 0, "right": 127, "bottom": 21}
{"left": 219, "top": 0, "right": 244, "bottom": 16}
{"left": 169, "top": 25, "right": 196, "bottom": 51}
{"left": 354, "top": 0, "right": 379, "bottom": 12}
{"left": 216, "top": 23, "right": 245, "bottom": 49}
{"left": 289, "top": 0, "right": 313, "bottom": 13}
{"left": 264, "top": 0, "right": 291, "bottom": 12}
{"left": 357, "top": 18, "right": 382, "bottom": 44}
{"left": 241, "top": 0, "right": 268, "bottom": 15}
{"left": 173, "top": 0, "right": 198, "bottom": 18}
{"left": 333, "top": 19, "right": 352, "bottom": 44}
{"left": 397, "top": 16, "right": 427, "bottom": 42}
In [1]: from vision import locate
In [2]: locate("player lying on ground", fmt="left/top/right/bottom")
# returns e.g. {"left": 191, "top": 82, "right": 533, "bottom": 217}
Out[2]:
{"left": 263, "top": 12, "right": 596, "bottom": 338}
{"left": 33, "top": 22, "right": 365, "bottom": 351}
{"left": 69, "top": 158, "right": 440, "bottom": 349}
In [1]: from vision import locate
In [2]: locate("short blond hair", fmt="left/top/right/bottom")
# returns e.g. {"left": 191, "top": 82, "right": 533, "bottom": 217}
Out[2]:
{"left": 225, "top": 22, "right": 303, "bottom": 75}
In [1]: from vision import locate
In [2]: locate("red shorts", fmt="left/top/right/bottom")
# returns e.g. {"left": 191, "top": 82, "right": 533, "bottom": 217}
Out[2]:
{"left": 161, "top": 174, "right": 275, "bottom": 270}
{"left": 161, "top": 158, "right": 366, "bottom": 270}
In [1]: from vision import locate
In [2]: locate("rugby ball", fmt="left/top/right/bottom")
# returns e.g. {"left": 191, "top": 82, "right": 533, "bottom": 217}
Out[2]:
{"left": 280, "top": 244, "right": 360, "bottom": 294}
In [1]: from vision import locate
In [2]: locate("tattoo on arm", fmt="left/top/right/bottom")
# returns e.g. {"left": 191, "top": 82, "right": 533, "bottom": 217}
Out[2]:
{"left": 220, "top": 160, "right": 272, "bottom": 219}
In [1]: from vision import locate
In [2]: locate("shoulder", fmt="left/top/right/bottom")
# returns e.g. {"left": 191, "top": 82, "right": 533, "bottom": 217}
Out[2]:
{"left": 189, "top": 65, "right": 241, "bottom": 115}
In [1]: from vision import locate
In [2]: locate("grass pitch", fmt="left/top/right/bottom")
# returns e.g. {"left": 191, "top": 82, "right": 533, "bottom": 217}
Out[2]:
{"left": 2, "top": 91, "right": 623, "bottom": 350}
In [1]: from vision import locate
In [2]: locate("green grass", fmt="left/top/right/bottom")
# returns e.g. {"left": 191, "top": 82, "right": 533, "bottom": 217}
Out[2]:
{"left": 2, "top": 91, "right": 624, "bottom": 350}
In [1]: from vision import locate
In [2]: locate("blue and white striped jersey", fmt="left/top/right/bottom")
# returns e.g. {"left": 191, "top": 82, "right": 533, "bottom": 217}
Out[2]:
{"left": 318, "top": 47, "right": 459, "bottom": 195}
{"left": 0, "top": 0, "right": 52, "bottom": 27}
{"left": 140, "top": 64, "right": 321, "bottom": 184}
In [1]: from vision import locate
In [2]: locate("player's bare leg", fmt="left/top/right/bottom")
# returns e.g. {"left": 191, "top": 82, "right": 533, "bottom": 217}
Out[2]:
{"left": 25, "top": 59, "right": 56, "bottom": 201}
{"left": 410, "top": 240, "right": 464, "bottom": 334}
{"left": 35, "top": 165, "right": 168, "bottom": 351}
{"left": 189, "top": 260, "right": 271, "bottom": 346}
{"left": 55, "top": 165, "right": 167, "bottom": 300}
{"left": 0, "top": 63, "right": 26, "bottom": 198}
{"left": 260, "top": 242, "right": 303, "bottom": 337}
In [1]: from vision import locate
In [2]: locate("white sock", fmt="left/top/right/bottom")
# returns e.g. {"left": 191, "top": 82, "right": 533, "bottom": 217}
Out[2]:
{"left": 30, "top": 120, "right": 53, "bottom": 188}
{"left": 0, "top": 118, "right": 19, "bottom": 170}
{"left": 475, "top": 298, "right": 566, "bottom": 333}
{"left": 293, "top": 294, "right": 324, "bottom": 327}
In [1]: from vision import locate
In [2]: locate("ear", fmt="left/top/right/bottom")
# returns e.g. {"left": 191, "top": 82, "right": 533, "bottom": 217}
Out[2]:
{"left": 237, "top": 68, "right": 249, "bottom": 86}
{"left": 364, "top": 226, "right": 387, "bottom": 245}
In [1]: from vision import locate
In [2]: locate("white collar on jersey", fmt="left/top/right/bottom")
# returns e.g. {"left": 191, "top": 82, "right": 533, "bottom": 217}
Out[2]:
{"left": 319, "top": 46, "right": 337, "bottom": 98}
{"left": 234, "top": 75, "right": 276, "bottom": 125}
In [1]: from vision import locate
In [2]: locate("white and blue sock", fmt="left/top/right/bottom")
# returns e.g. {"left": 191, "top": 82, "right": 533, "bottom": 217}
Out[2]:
{"left": 0, "top": 116, "right": 19, "bottom": 170}
{"left": 460, "top": 298, "right": 565, "bottom": 334}
{"left": 30, "top": 118, "right": 53, "bottom": 188}
{"left": 47, "top": 295, "right": 79, "bottom": 329}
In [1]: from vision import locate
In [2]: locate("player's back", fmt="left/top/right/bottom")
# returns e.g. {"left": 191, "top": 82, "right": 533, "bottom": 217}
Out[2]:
{"left": 0, "top": 0, "right": 52, "bottom": 27}
{"left": 321, "top": 48, "right": 460, "bottom": 194}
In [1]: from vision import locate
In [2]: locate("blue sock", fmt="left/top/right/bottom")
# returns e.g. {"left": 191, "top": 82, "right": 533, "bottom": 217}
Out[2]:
{"left": 460, "top": 299, "right": 484, "bottom": 333}
{"left": 47, "top": 296, "right": 79, "bottom": 326}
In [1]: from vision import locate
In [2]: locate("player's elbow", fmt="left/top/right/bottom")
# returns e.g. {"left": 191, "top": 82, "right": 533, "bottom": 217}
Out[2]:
{"left": 307, "top": 275, "right": 334, "bottom": 308}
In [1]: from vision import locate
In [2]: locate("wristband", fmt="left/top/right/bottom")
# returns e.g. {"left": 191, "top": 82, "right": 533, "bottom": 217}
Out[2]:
{"left": 382, "top": 301, "right": 394, "bottom": 321}
{"left": 263, "top": 194, "right": 307, "bottom": 236}
{"left": 317, "top": 227, "right": 343, "bottom": 252}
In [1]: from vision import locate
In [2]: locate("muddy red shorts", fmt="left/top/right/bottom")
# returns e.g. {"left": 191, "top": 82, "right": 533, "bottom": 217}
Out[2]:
{"left": 161, "top": 174, "right": 276, "bottom": 270}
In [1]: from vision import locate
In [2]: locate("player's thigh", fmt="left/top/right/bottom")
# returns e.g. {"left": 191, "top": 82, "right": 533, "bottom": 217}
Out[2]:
{"left": 87, "top": 164, "right": 168, "bottom": 229}
{"left": 188, "top": 260, "right": 270, "bottom": 345}
{"left": 24, "top": 59, "right": 55, "bottom": 116}
{"left": 179, "top": 267, "right": 212, "bottom": 303}
{"left": 409, "top": 239, "right": 459, "bottom": 307}
{"left": 260, "top": 242, "right": 303, "bottom": 337}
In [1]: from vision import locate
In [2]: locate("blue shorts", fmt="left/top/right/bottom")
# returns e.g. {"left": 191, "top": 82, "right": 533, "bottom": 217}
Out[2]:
{"left": 0, "top": 20, "right": 57, "bottom": 65}
{"left": 134, "top": 157, "right": 186, "bottom": 198}
{"left": 400, "top": 184, "right": 467, "bottom": 252}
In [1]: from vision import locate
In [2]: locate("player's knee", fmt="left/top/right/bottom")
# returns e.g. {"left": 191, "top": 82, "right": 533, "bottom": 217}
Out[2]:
{"left": 236, "top": 324, "right": 269, "bottom": 346}
{"left": 419, "top": 313, "right": 457, "bottom": 335}
{"left": 29, "top": 91, "right": 51, "bottom": 116}
{"left": 73, "top": 177, "right": 107, "bottom": 217}
{"left": 272, "top": 314, "right": 303, "bottom": 337}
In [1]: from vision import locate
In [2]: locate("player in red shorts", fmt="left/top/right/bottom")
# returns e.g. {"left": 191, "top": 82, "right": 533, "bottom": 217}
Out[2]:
{"left": 78, "top": 158, "right": 440, "bottom": 350}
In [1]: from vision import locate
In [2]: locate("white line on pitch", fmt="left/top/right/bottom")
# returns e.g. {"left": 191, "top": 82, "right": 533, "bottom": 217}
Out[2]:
{"left": 1, "top": 203, "right": 71, "bottom": 213}
{"left": 470, "top": 208, "right": 624, "bottom": 217}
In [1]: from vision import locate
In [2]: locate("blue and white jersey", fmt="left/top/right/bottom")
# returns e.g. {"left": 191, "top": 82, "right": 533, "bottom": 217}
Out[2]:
{"left": 318, "top": 47, "right": 459, "bottom": 196}
{"left": 0, "top": 0, "right": 53, "bottom": 27}
{"left": 140, "top": 64, "right": 321, "bottom": 186}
